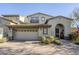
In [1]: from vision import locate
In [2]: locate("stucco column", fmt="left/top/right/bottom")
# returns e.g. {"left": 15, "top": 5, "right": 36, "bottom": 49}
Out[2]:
{"left": 8, "top": 28, "right": 13, "bottom": 40}
{"left": 0, "top": 28, "right": 3, "bottom": 39}
{"left": 48, "top": 28, "right": 51, "bottom": 36}
{"left": 64, "top": 24, "right": 71, "bottom": 37}
{"left": 51, "top": 25, "right": 56, "bottom": 36}
{"left": 38, "top": 28, "right": 42, "bottom": 37}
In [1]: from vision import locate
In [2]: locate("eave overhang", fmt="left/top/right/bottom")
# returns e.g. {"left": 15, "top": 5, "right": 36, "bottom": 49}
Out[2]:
{"left": 7, "top": 24, "right": 51, "bottom": 28}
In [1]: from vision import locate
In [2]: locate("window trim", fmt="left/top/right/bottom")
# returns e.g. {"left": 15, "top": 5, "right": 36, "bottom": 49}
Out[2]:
{"left": 30, "top": 17, "right": 39, "bottom": 23}
{"left": 43, "top": 28, "right": 48, "bottom": 35}
{"left": 41, "top": 17, "right": 45, "bottom": 21}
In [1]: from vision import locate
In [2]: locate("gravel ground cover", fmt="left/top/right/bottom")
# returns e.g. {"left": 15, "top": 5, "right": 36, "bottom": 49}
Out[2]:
{"left": 0, "top": 40, "right": 79, "bottom": 55}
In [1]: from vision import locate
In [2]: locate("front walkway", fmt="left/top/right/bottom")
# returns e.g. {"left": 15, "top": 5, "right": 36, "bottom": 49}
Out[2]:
{"left": 0, "top": 40, "right": 79, "bottom": 55}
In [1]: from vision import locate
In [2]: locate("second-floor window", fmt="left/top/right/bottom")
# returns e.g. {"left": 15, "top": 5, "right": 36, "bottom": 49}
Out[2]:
{"left": 30, "top": 17, "right": 39, "bottom": 23}
{"left": 41, "top": 17, "right": 45, "bottom": 21}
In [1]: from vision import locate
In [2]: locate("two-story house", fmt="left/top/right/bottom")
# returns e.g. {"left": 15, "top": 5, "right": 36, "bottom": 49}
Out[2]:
{"left": 1, "top": 12, "right": 73, "bottom": 41}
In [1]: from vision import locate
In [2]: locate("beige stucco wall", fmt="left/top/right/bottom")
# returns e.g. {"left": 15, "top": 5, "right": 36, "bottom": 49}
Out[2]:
{"left": 0, "top": 27, "right": 3, "bottom": 38}
{"left": 47, "top": 17, "right": 72, "bottom": 37}
{"left": 26, "top": 14, "right": 52, "bottom": 24}
{"left": 0, "top": 17, "right": 10, "bottom": 38}
{"left": 38, "top": 27, "right": 51, "bottom": 37}
{"left": 8, "top": 28, "right": 13, "bottom": 39}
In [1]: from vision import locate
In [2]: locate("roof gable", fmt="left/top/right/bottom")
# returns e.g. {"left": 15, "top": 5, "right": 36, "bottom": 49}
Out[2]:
{"left": 45, "top": 16, "right": 73, "bottom": 24}
{"left": 0, "top": 16, "right": 17, "bottom": 24}
{"left": 27, "top": 12, "right": 53, "bottom": 17}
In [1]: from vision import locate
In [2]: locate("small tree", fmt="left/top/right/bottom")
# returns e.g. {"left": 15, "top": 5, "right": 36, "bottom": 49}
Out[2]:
{"left": 69, "top": 8, "right": 79, "bottom": 44}
{"left": 70, "top": 8, "right": 79, "bottom": 27}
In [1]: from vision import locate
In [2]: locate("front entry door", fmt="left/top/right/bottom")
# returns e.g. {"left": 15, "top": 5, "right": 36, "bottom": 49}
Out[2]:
{"left": 55, "top": 28, "right": 59, "bottom": 38}
{"left": 55, "top": 24, "right": 64, "bottom": 39}
{"left": 60, "top": 29, "right": 64, "bottom": 39}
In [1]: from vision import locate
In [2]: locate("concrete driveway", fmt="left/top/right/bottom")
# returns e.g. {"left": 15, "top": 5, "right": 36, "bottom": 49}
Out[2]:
{"left": 0, "top": 40, "right": 79, "bottom": 55}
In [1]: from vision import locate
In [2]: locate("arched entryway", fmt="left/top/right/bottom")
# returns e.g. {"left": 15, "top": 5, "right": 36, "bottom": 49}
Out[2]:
{"left": 55, "top": 24, "right": 64, "bottom": 39}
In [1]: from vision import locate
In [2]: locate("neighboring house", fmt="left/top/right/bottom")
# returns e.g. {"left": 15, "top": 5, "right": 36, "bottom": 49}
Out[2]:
{"left": 1, "top": 12, "right": 73, "bottom": 41}
{"left": 0, "top": 16, "right": 17, "bottom": 39}
{"left": 2, "top": 15, "right": 20, "bottom": 24}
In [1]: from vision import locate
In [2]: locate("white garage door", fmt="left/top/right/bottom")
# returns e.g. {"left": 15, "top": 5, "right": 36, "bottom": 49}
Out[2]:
{"left": 14, "top": 29, "right": 38, "bottom": 41}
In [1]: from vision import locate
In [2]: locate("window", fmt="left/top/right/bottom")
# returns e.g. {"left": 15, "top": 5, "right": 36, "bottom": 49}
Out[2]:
{"left": 43, "top": 28, "right": 48, "bottom": 34}
{"left": 30, "top": 17, "right": 39, "bottom": 23}
{"left": 41, "top": 17, "right": 45, "bottom": 21}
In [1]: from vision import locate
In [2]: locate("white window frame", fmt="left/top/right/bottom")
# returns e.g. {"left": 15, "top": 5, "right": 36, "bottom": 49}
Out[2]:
{"left": 41, "top": 17, "right": 45, "bottom": 21}
{"left": 30, "top": 17, "right": 39, "bottom": 23}
{"left": 43, "top": 28, "right": 48, "bottom": 35}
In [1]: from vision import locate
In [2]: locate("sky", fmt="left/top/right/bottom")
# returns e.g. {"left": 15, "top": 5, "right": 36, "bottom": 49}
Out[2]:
{"left": 0, "top": 3, "right": 79, "bottom": 17}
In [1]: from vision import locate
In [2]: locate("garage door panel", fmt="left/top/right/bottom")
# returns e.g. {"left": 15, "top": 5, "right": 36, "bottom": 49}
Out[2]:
{"left": 14, "top": 30, "right": 38, "bottom": 41}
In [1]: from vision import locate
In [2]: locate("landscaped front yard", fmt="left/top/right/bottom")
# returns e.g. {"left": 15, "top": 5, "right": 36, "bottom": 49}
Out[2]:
{"left": 0, "top": 40, "right": 79, "bottom": 55}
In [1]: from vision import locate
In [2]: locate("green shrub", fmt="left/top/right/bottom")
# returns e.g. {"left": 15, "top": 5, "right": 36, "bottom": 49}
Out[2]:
{"left": 68, "top": 33, "right": 74, "bottom": 40}
{"left": 50, "top": 36, "right": 61, "bottom": 45}
{"left": 44, "top": 39, "right": 51, "bottom": 44}
{"left": 40, "top": 36, "right": 61, "bottom": 45}
{"left": 73, "top": 36, "right": 79, "bottom": 45}
{"left": 54, "top": 39, "right": 61, "bottom": 45}
{"left": 40, "top": 36, "right": 46, "bottom": 43}
{"left": 0, "top": 37, "right": 8, "bottom": 43}
{"left": 50, "top": 36, "right": 55, "bottom": 42}
{"left": 69, "top": 32, "right": 79, "bottom": 45}
{"left": 40, "top": 36, "right": 52, "bottom": 44}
